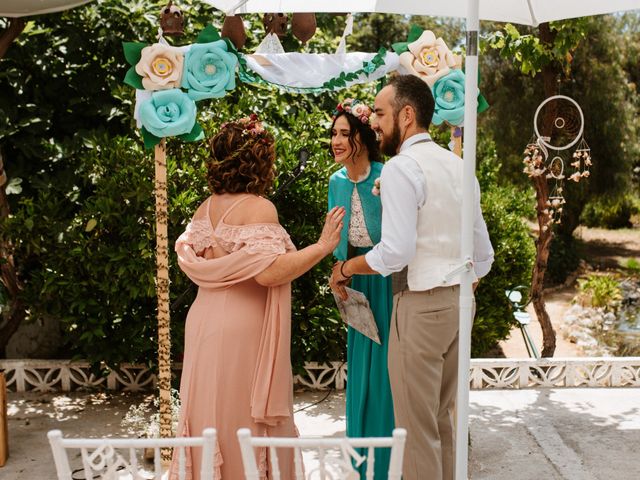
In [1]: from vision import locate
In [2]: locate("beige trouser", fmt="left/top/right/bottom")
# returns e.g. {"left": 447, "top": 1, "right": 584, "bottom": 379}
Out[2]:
{"left": 388, "top": 285, "right": 460, "bottom": 480}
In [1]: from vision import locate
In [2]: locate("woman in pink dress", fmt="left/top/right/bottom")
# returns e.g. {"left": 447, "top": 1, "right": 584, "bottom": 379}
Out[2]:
{"left": 170, "top": 115, "right": 345, "bottom": 480}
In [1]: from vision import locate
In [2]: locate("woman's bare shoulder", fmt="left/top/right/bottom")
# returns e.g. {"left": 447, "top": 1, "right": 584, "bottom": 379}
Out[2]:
{"left": 231, "top": 196, "right": 279, "bottom": 225}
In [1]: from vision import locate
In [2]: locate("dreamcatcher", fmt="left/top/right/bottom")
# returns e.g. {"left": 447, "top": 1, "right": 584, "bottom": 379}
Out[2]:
{"left": 523, "top": 95, "right": 592, "bottom": 230}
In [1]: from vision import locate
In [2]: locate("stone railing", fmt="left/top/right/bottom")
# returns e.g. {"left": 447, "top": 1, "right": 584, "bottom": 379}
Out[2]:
{"left": 1, "top": 357, "right": 639, "bottom": 393}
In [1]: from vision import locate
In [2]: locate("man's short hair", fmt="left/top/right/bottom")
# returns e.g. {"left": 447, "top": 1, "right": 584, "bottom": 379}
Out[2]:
{"left": 387, "top": 75, "right": 435, "bottom": 129}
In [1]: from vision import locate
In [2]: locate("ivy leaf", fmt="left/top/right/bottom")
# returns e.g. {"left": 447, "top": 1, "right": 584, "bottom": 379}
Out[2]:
{"left": 140, "top": 127, "right": 162, "bottom": 150}
{"left": 197, "top": 24, "right": 221, "bottom": 44}
{"left": 124, "top": 66, "right": 144, "bottom": 90}
{"left": 122, "top": 42, "right": 147, "bottom": 66}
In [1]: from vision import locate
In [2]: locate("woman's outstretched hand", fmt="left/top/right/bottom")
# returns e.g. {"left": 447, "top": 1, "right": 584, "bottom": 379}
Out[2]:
{"left": 316, "top": 206, "right": 345, "bottom": 255}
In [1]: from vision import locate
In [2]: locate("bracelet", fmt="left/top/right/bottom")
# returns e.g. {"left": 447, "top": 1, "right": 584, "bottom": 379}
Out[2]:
{"left": 340, "top": 260, "right": 353, "bottom": 279}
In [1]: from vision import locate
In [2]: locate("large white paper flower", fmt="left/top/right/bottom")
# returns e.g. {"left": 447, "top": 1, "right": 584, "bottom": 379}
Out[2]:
{"left": 399, "top": 30, "right": 457, "bottom": 87}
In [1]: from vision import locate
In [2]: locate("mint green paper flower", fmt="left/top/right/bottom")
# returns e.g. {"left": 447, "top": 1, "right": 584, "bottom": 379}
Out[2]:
{"left": 432, "top": 69, "right": 466, "bottom": 126}
{"left": 138, "top": 89, "right": 197, "bottom": 138}
{"left": 182, "top": 40, "right": 237, "bottom": 101}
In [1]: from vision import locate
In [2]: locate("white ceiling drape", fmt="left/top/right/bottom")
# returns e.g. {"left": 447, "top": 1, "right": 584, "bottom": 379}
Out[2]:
{"left": 1, "top": 0, "right": 94, "bottom": 18}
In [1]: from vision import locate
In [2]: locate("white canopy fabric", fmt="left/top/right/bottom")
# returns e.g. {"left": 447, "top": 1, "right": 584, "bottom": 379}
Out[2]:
{"left": 0, "top": 0, "right": 93, "bottom": 18}
{"left": 205, "top": 0, "right": 640, "bottom": 26}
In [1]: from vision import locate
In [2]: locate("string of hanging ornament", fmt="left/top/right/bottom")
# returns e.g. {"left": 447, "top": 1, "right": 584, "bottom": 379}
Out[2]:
{"left": 523, "top": 95, "right": 592, "bottom": 231}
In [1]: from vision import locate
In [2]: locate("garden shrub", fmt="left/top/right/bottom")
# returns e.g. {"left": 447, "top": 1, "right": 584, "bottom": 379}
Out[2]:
{"left": 472, "top": 139, "right": 536, "bottom": 356}
{"left": 581, "top": 194, "right": 638, "bottom": 229}
{"left": 576, "top": 274, "right": 622, "bottom": 310}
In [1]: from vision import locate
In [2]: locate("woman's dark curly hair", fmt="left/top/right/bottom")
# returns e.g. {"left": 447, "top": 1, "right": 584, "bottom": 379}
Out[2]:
{"left": 330, "top": 112, "right": 381, "bottom": 164}
{"left": 206, "top": 118, "right": 276, "bottom": 195}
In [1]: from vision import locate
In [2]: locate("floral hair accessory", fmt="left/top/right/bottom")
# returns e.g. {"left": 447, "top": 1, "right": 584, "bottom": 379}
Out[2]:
{"left": 220, "top": 114, "right": 271, "bottom": 145}
{"left": 333, "top": 98, "right": 373, "bottom": 125}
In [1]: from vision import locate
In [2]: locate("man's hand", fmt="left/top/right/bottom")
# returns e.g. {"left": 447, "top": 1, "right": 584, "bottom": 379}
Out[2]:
{"left": 330, "top": 261, "right": 350, "bottom": 301}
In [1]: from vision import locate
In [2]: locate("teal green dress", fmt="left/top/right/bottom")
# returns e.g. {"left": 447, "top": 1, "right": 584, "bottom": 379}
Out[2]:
{"left": 328, "top": 162, "right": 395, "bottom": 479}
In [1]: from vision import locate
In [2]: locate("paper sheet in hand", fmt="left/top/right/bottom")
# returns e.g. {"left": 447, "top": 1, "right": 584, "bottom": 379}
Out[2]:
{"left": 334, "top": 287, "right": 381, "bottom": 345}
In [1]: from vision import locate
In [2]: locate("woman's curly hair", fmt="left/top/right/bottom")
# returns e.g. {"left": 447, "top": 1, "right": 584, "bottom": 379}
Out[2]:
{"left": 206, "top": 118, "right": 276, "bottom": 195}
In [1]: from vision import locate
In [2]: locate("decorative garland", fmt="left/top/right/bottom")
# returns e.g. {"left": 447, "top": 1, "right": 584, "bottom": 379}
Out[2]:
{"left": 122, "top": 24, "right": 488, "bottom": 147}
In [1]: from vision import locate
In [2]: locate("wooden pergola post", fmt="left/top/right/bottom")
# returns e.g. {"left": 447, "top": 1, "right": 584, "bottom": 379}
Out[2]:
{"left": 154, "top": 139, "right": 173, "bottom": 456}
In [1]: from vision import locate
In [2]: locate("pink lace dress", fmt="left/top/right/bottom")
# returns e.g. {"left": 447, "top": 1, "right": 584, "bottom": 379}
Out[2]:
{"left": 170, "top": 196, "right": 298, "bottom": 480}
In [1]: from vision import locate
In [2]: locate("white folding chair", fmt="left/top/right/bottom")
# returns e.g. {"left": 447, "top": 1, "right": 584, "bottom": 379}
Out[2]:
{"left": 47, "top": 428, "right": 216, "bottom": 480}
{"left": 237, "top": 428, "right": 407, "bottom": 480}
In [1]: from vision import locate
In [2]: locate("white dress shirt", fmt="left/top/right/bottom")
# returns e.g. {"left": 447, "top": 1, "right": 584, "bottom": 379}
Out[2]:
{"left": 365, "top": 133, "right": 494, "bottom": 278}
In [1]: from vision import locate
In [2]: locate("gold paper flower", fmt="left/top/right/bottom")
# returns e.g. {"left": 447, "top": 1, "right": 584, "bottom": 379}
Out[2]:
{"left": 135, "top": 43, "right": 184, "bottom": 91}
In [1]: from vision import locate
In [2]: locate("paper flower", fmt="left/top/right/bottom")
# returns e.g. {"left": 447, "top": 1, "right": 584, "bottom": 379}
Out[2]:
{"left": 399, "top": 30, "right": 457, "bottom": 88}
{"left": 134, "top": 43, "right": 184, "bottom": 90}
{"left": 138, "top": 89, "right": 197, "bottom": 138}
{"left": 432, "top": 70, "right": 468, "bottom": 126}
{"left": 182, "top": 40, "right": 238, "bottom": 101}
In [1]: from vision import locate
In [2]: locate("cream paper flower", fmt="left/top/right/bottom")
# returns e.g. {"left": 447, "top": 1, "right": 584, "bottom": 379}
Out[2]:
{"left": 399, "top": 30, "right": 458, "bottom": 87}
{"left": 135, "top": 43, "right": 184, "bottom": 91}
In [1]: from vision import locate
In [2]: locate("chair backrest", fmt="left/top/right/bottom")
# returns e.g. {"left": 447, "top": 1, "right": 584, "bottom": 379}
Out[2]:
{"left": 237, "top": 428, "right": 407, "bottom": 480}
{"left": 47, "top": 428, "right": 217, "bottom": 480}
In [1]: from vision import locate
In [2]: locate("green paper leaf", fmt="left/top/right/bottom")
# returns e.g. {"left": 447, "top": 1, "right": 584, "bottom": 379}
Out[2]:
{"left": 477, "top": 93, "right": 490, "bottom": 114}
{"left": 197, "top": 24, "right": 221, "bottom": 44}
{"left": 178, "top": 122, "right": 204, "bottom": 142}
{"left": 222, "top": 37, "right": 238, "bottom": 54}
{"left": 407, "top": 24, "right": 424, "bottom": 43}
{"left": 122, "top": 42, "right": 147, "bottom": 66}
{"left": 124, "top": 66, "right": 144, "bottom": 89}
{"left": 391, "top": 41, "right": 409, "bottom": 54}
{"left": 141, "top": 127, "right": 162, "bottom": 150}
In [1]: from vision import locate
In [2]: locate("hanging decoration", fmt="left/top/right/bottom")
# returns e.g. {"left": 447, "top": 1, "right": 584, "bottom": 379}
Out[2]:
{"left": 291, "top": 13, "right": 317, "bottom": 44}
{"left": 221, "top": 15, "right": 247, "bottom": 49}
{"left": 159, "top": 1, "right": 184, "bottom": 36}
{"left": 523, "top": 95, "right": 592, "bottom": 230}
{"left": 262, "top": 12, "right": 288, "bottom": 36}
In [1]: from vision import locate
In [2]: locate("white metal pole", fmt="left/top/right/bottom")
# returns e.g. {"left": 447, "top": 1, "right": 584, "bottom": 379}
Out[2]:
{"left": 455, "top": 0, "right": 479, "bottom": 478}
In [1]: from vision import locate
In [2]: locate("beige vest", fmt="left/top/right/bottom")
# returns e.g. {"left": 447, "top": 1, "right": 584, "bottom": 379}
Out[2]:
{"left": 402, "top": 141, "right": 477, "bottom": 291}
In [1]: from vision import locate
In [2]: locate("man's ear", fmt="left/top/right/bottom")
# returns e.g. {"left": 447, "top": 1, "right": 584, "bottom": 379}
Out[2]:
{"left": 402, "top": 105, "right": 414, "bottom": 127}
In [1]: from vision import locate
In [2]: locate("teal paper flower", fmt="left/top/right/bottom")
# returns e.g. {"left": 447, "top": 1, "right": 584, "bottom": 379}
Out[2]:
{"left": 182, "top": 40, "right": 238, "bottom": 101}
{"left": 432, "top": 69, "right": 466, "bottom": 126}
{"left": 138, "top": 89, "right": 197, "bottom": 138}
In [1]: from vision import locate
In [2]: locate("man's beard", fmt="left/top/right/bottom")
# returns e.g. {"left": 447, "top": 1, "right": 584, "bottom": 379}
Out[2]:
{"left": 380, "top": 118, "right": 402, "bottom": 157}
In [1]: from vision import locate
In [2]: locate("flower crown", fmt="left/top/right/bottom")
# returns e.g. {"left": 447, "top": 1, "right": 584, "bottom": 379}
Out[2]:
{"left": 333, "top": 99, "right": 373, "bottom": 126}
{"left": 220, "top": 114, "right": 270, "bottom": 146}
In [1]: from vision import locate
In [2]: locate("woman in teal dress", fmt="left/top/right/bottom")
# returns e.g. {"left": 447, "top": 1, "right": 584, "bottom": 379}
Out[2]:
{"left": 327, "top": 99, "right": 395, "bottom": 478}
